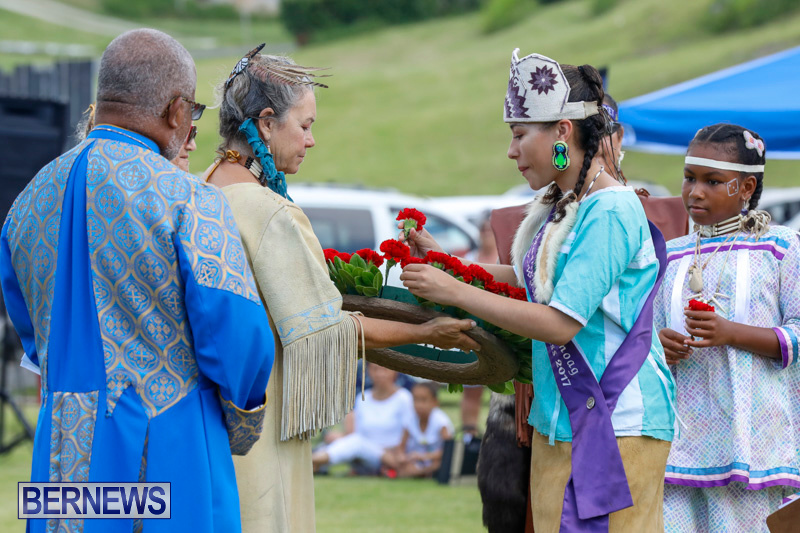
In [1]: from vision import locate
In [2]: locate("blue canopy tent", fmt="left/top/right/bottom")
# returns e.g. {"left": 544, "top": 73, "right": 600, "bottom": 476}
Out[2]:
{"left": 620, "top": 46, "right": 800, "bottom": 159}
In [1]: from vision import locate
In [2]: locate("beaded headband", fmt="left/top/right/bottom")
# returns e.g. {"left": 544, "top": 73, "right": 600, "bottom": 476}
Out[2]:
{"left": 601, "top": 103, "right": 618, "bottom": 123}
{"left": 504, "top": 49, "right": 599, "bottom": 123}
{"left": 684, "top": 156, "right": 765, "bottom": 173}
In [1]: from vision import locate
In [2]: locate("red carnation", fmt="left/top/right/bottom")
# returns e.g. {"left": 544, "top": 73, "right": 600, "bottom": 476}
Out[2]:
{"left": 688, "top": 299, "right": 715, "bottom": 312}
{"left": 323, "top": 248, "right": 339, "bottom": 263}
{"left": 396, "top": 208, "right": 427, "bottom": 231}
{"left": 400, "top": 256, "right": 425, "bottom": 268}
{"left": 466, "top": 264, "right": 494, "bottom": 286}
{"left": 380, "top": 239, "right": 410, "bottom": 260}
{"left": 337, "top": 252, "right": 352, "bottom": 263}
{"left": 509, "top": 287, "right": 527, "bottom": 301}
{"left": 450, "top": 261, "right": 472, "bottom": 283}
{"left": 356, "top": 248, "right": 385, "bottom": 267}
{"left": 424, "top": 251, "right": 452, "bottom": 269}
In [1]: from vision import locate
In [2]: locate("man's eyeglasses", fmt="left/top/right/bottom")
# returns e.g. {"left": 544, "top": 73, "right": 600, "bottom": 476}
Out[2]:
{"left": 161, "top": 96, "right": 206, "bottom": 121}
{"left": 186, "top": 125, "right": 198, "bottom": 143}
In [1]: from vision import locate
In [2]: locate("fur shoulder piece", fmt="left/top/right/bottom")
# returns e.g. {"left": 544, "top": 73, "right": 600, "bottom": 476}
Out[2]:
{"left": 532, "top": 203, "right": 578, "bottom": 303}
{"left": 512, "top": 197, "right": 579, "bottom": 304}
{"left": 511, "top": 196, "right": 552, "bottom": 286}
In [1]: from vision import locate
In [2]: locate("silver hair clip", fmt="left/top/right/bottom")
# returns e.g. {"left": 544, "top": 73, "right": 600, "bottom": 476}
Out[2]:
{"left": 225, "top": 43, "right": 266, "bottom": 89}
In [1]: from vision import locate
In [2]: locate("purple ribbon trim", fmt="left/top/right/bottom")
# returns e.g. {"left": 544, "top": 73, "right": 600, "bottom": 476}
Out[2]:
{"left": 667, "top": 242, "right": 786, "bottom": 262}
{"left": 523, "top": 214, "right": 667, "bottom": 532}
{"left": 665, "top": 474, "right": 800, "bottom": 490}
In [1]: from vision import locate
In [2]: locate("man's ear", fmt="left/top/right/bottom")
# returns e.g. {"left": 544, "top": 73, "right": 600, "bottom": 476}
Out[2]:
{"left": 164, "top": 97, "right": 184, "bottom": 130}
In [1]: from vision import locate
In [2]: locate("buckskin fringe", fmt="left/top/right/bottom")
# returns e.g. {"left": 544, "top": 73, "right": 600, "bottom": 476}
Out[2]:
{"left": 281, "top": 316, "right": 359, "bottom": 441}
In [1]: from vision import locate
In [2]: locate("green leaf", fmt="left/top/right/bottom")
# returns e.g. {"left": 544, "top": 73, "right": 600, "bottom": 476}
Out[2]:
{"left": 447, "top": 383, "right": 464, "bottom": 393}
{"left": 488, "top": 381, "right": 515, "bottom": 395}
{"left": 360, "top": 271, "right": 375, "bottom": 286}
{"left": 334, "top": 256, "right": 346, "bottom": 270}
{"left": 334, "top": 279, "right": 347, "bottom": 294}
{"left": 340, "top": 270, "right": 356, "bottom": 288}
{"left": 350, "top": 253, "right": 367, "bottom": 269}
{"left": 360, "top": 286, "right": 379, "bottom": 297}
{"left": 373, "top": 271, "right": 383, "bottom": 290}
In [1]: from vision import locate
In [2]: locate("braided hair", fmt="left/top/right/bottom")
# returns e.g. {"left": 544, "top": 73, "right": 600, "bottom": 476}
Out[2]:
{"left": 540, "top": 64, "right": 607, "bottom": 221}
{"left": 689, "top": 124, "right": 766, "bottom": 211}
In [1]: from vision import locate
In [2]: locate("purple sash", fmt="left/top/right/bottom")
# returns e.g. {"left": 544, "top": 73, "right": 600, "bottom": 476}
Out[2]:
{"left": 523, "top": 209, "right": 667, "bottom": 532}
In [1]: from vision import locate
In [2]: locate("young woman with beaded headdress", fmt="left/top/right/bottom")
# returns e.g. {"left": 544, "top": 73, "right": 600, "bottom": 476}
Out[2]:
{"left": 401, "top": 49, "right": 676, "bottom": 532}
{"left": 654, "top": 124, "right": 800, "bottom": 532}
{"left": 202, "top": 46, "right": 479, "bottom": 532}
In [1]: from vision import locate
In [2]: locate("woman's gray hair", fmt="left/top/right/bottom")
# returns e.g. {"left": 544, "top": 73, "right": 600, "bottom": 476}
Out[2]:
{"left": 218, "top": 55, "right": 312, "bottom": 150}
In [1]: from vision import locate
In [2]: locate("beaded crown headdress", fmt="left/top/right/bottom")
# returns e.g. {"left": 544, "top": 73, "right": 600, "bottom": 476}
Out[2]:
{"left": 504, "top": 49, "right": 599, "bottom": 123}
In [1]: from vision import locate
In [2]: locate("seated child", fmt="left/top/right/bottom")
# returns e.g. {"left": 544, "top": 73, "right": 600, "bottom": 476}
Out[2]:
{"left": 383, "top": 381, "right": 454, "bottom": 478}
{"left": 312, "top": 363, "right": 412, "bottom": 474}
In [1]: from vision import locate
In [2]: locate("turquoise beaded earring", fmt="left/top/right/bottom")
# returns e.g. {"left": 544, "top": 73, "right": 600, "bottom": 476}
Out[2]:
{"left": 552, "top": 141, "right": 570, "bottom": 171}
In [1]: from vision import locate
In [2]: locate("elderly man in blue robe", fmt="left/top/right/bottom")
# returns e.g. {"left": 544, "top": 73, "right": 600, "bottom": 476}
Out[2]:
{"left": 0, "top": 29, "right": 274, "bottom": 533}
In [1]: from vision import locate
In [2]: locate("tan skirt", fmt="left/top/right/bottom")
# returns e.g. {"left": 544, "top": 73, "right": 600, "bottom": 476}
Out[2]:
{"left": 530, "top": 431, "right": 671, "bottom": 533}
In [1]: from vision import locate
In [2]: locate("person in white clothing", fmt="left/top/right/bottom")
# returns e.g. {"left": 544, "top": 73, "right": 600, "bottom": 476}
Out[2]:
{"left": 383, "top": 381, "right": 454, "bottom": 478}
{"left": 312, "top": 364, "right": 412, "bottom": 473}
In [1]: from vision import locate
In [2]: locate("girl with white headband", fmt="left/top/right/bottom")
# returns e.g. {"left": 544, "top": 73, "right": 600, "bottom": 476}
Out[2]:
{"left": 654, "top": 123, "right": 800, "bottom": 531}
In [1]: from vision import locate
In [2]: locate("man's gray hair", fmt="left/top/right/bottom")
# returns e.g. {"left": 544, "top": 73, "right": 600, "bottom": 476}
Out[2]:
{"left": 97, "top": 29, "right": 195, "bottom": 117}
{"left": 218, "top": 55, "right": 311, "bottom": 149}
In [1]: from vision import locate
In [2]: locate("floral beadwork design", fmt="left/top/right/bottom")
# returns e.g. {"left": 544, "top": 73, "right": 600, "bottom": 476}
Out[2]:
{"left": 530, "top": 65, "right": 558, "bottom": 95}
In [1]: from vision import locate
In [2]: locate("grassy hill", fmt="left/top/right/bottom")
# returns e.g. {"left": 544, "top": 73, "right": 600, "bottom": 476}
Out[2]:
{"left": 276, "top": 0, "right": 800, "bottom": 195}
{"left": 1, "top": 0, "right": 799, "bottom": 196}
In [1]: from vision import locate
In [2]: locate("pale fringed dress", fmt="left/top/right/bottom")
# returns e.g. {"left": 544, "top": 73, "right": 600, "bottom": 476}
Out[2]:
{"left": 222, "top": 183, "right": 360, "bottom": 533}
{"left": 653, "top": 225, "right": 800, "bottom": 532}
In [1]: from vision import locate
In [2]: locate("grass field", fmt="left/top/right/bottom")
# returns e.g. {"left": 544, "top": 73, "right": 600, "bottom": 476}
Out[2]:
{"left": 2, "top": 0, "right": 800, "bottom": 196}
{"left": 0, "top": 389, "right": 487, "bottom": 532}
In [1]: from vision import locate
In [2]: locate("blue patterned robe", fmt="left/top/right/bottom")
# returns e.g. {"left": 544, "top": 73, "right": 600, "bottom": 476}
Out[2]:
{"left": 0, "top": 126, "right": 275, "bottom": 533}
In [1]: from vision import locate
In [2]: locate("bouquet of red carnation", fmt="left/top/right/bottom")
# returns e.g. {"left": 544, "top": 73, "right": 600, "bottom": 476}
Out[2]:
{"left": 688, "top": 299, "right": 715, "bottom": 312}
{"left": 397, "top": 208, "right": 427, "bottom": 239}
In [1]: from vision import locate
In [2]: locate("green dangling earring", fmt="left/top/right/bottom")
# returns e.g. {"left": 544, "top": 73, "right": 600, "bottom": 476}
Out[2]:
{"left": 552, "top": 141, "right": 570, "bottom": 171}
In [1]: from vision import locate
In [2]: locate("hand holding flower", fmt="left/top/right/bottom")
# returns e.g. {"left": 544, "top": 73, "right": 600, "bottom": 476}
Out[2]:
{"left": 400, "top": 263, "right": 463, "bottom": 307}
{"left": 683, "top": 307, "right": 735, "bottom": 348}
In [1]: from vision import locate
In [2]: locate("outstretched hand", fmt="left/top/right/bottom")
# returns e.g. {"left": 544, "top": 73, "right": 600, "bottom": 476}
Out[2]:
{"left": 422, "top": 317, "right": 480, "bottom": 353}
{"left": 398, "top": 223, "right": 443, "bottom": 258}
{"left": 659, "top": 328, "right": 692, "bottom": 365}
{"left": 401, "top": 264, "right": 461, "bottom": 307}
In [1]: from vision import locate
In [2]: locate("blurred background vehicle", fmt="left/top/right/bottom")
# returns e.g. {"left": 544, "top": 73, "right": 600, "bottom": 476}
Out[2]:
{"left": 428, "top": 180, "right": 671, "bottom": 227}
{"left": 291, "top": 183, "right": 480, "bottom": 254}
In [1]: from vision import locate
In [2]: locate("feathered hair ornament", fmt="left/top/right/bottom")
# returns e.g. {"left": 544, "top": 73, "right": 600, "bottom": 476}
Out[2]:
{"left": 225, "top": 43, "right": 330, "bottom": 90}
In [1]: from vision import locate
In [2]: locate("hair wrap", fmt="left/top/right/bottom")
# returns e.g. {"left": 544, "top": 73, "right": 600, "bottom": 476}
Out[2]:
{"left": 238, "top": 118, "right": 292, "bottom": 201}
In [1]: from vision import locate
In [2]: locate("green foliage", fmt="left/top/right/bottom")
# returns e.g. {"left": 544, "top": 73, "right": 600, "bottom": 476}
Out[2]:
{"left": 591, "top": 0, "right": 618, "bottom": 15}
{"left": 481, "top": 0, "right": 535, "bottom": 34}
{"left": 280, "top": 0, "right": 482, "bottom": 43}
{"left": 708, "top": 0, "right": 800, "bottom": 32}
{"left": 100, "top": 0, "right": 239, "bottom": 20}
{"left": 329, "top": 255, "right": 383, "bottom": 297}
